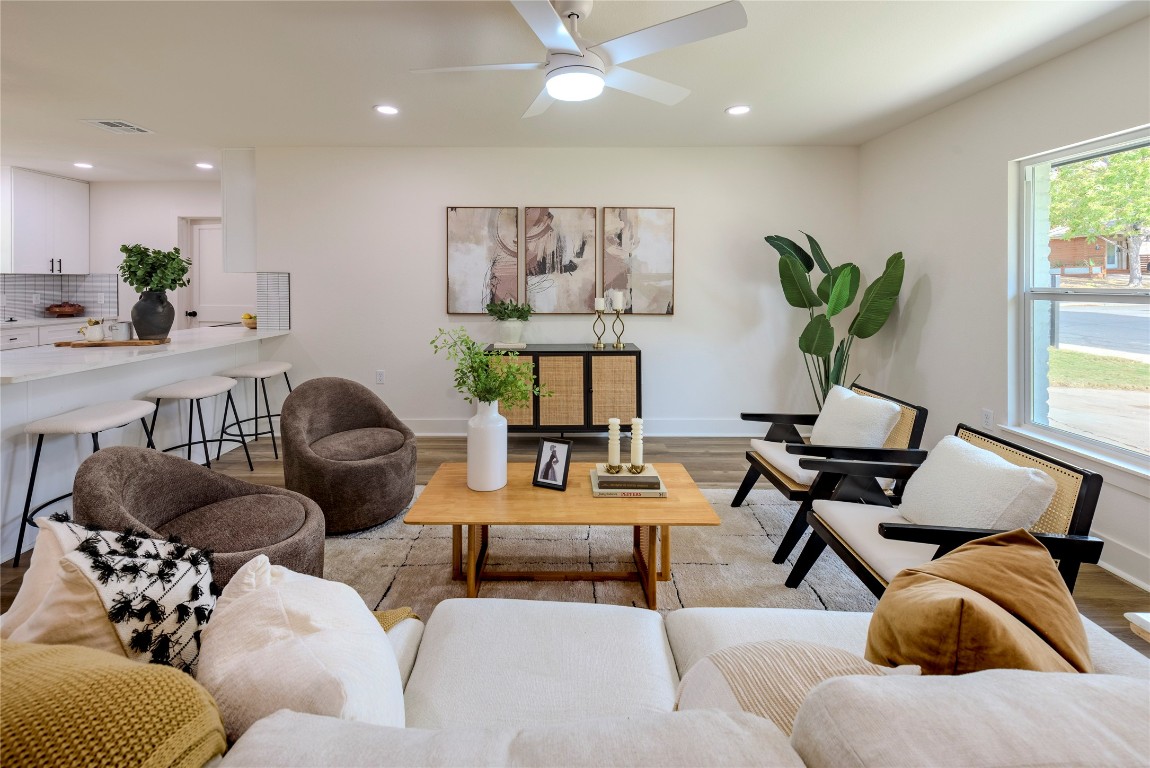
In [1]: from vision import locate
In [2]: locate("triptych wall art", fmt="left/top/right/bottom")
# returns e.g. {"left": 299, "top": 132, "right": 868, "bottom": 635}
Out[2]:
{"left": 446, "top": 206, "right": 674, "bottom": 315}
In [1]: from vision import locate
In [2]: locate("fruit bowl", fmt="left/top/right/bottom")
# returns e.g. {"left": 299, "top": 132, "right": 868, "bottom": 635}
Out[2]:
{"left": 241, "top": 317, "right": 257, "bottom": 329}
{"left": 45, "top": 303, "right": 85, "bottom": 317}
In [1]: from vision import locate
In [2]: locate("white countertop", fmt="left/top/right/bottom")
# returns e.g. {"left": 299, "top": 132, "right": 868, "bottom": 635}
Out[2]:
{"left": 0, "top": 327, "right": 289, "bottom": 384}
{"left": 1, "top": 316, "right": 120, "bottom": 328}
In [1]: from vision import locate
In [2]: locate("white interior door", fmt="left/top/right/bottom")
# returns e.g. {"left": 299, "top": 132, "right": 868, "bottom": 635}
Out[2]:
{"left": 180, "top": 219, "right": 256, "bottom": 328}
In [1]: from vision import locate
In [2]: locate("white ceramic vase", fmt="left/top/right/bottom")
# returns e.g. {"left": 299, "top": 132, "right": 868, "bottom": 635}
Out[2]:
{"left": 496, "top": 319, "right": 524, "bottom": 345}
{"left": 467, "top": 400, "right": 508, "bottom": 491}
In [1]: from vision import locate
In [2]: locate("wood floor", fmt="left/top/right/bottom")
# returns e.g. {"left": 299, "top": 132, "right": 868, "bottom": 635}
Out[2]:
{"left": 4, "top": 434, "right": 1148, "bottom": 656}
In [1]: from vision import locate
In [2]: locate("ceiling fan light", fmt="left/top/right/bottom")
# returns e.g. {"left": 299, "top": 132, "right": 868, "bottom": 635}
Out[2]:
{"left": 545, "top": 68, "right": 605, "bottom": 102}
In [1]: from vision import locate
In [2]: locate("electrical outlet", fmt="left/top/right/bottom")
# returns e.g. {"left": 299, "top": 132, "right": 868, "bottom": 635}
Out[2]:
{"left": 97, "top": 293, "right": 105, "bottom": 305}
{"left": 32, "top": 293, "right": 40, "bottom": 306}
{"left": 981, "top": 408, "right": 994, "bottom": 429}
{"left": 375, "top": 369, "right": 386, "bottom": 385}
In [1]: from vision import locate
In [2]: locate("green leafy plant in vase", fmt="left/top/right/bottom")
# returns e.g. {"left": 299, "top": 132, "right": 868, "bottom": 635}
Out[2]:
{"left": 431, "top": 327, "right": 547, "bottom": 491}
{"left": 485, "top": 299, "right": 533, "bottom": 345}
{"left": 117, "top": 244, "right": 192, "bottom": 340}
{"left": 765, "top": 232, "right": 905, "bottom": 408}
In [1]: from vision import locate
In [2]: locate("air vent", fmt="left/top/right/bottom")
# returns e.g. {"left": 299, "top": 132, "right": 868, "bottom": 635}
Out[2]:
{"left": 82, "top": 119, "right": 153, "bottom": 134}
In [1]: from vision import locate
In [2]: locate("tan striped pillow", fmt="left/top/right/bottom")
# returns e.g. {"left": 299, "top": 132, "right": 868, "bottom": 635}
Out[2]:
{"left": 675, "top": 640, "right": 918, "bottom": 735}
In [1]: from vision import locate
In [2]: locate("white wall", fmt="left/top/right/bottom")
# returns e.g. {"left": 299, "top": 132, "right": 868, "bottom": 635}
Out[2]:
{"left": 253, "top": 146, "right": 865, "bottom": 436}
{"left": 89, "top": 182, "right": 221, "bottom": 319}
{"left": 858, "top": 20, "right": 1150, "bottom": 586}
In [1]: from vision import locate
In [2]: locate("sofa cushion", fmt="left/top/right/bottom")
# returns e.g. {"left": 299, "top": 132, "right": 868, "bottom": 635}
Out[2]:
{"left": 158, "top": 494, "right": 306, "bottom": 553}
{"left": 664, "top": 607, "right": 874, "bottom": 677}
{"left": 403, "top": 598, "right": 679, "bottom": 728}
{"left": 221, "top": 708, "right": 804, "bottom": 768}
{"left": 311, "top": 427, "right": 406, "bottom": 461}
{"left": 791, "top": 670, "right": 1150, "bottom": 768}
{"left": 675, "top": 640, "right": 917, "bottom": 735}
{"left": 897, "top": 435, "right": 1056, "bottom": 530}
{"left": 865, "top": 529, "right": 1092, "bottom": 674}
{"left": 810, "top": 385, "right": 901, "bottom": 448}
{"left": 750, "top": 440, "right": 817, "bottom": 486}
{"left": 1, "top": 640, "right": 225, "bottom": 768}
{"left": 197, "top": 556, "right": 405, "bottom": 741}
{"left": 811, "top": 500, "right": 937, "bottom": 583}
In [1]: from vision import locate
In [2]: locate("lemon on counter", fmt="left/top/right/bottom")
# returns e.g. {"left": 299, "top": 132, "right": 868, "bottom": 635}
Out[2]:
{"left": 241, "top": 313, "right": 253, "bottom": 319}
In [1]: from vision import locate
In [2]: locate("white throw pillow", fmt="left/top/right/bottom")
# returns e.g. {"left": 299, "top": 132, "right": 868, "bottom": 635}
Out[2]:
{"left": 197, "top": 555, "right": 405, "bottom": 741}
{"left": 810, "top": 386, "right": 901, "bottom": 448}
{"left": 898, "top": 435, "right": 1057, "bottom": 530}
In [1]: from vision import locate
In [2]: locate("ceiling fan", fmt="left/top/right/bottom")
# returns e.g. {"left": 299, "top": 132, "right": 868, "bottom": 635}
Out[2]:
{"left": 414, "top": 0, "right": 748, "bottom": 118}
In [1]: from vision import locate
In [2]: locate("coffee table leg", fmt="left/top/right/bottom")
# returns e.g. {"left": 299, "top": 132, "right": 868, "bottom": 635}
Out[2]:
{"left": 660, "top": 525, "right": 671, "bottom": 581}
{"left": 644, "top": 525, "right": 658, "bottom": 609}
{"left": 467, "top": 525, "right": 480, "bottom": 597}
{"left": 452, "top": 525, "right": 463, "bottom": 580}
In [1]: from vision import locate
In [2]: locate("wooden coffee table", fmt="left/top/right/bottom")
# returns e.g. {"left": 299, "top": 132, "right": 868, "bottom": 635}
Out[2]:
{"left": 404, "top": 462, "right": 720, "bottom": 609}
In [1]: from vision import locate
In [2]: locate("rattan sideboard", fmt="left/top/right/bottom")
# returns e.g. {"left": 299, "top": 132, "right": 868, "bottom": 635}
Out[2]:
{"left": 487, "top": 344, "right": 641, "bottom": 433}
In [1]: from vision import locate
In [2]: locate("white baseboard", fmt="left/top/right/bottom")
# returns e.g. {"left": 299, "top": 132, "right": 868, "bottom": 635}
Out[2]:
{"left": 1093, "top": 533, "right": 1150, "bottom": 591}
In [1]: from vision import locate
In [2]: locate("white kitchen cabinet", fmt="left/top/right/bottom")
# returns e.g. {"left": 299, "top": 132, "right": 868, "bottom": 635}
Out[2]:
{"left": 1, "top": 167, "right": 90, "bottom": 275}
{"left": 37, "top": 324, "right": 85, "bottom": 346}
{"left": 0, "top": 327, "right": 37, "bottom": 350}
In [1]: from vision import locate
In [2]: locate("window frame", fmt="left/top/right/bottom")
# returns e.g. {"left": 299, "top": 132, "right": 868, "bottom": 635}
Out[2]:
{"left": 1015, "top": 127, "right": 1150, "bottom": 472}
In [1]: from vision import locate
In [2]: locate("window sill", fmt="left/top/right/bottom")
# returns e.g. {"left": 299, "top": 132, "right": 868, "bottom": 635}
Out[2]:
{"left": 999, "top": 424, "right": 1149, "bottom": 496}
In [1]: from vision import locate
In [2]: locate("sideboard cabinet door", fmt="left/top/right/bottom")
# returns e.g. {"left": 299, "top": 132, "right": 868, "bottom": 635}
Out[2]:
{"left": 591, "top": 354, "right": 638, "bottom": 426}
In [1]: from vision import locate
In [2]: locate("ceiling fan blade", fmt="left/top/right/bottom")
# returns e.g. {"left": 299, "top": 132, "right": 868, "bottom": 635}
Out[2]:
{"left": 412, "top": 62, "right": 545, "bottom": 74}
{"left": 522, "top": 87, "right": 555, "bottom": 118}
{"left": 589, "top": 0, "right": 747, "bottom": 66}
{"left": 511, "top": 0, "right": 581, "bottom": 55}
{"left": 603, "top": 67, "right": 689, "bottom": 105}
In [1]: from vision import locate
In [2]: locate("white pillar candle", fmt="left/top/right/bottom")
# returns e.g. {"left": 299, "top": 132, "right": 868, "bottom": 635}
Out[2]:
{"left": 607, "top": 418, "right": 621, "bottom": 466}
{"left": 630, "top": 417, "right": 643, "bottom": 467}
{"left": 613, "top": 290, "right": 625, "bottom": 310}
{"left": 595, "top": 297, "right": 606, "bottom": 311}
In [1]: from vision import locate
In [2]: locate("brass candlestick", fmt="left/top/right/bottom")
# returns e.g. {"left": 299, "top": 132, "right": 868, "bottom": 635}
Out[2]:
{"left": 592, "top": 310, "right": 606, "bottom": 349}
{"left": 612, "top": 310, "right": 625, "bottom": 349}
{"left": 604, "top": 463, "right": 623, "bottom": 474}
{"left": 627, "top": 463, "right": 646, "bottom": 474}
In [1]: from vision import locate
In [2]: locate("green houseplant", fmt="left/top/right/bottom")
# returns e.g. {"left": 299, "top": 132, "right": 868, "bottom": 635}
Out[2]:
{"left": 117, "top": 244, "right": 192, "bottom": 340}
{"left": 431, "top": 327, "right": 544, "bottom": 491}
{"left": 766, "top": 232, "right": 905, "bottom": 408}
{"left": 485, "top": 299, "right": 533, "bottom": 345}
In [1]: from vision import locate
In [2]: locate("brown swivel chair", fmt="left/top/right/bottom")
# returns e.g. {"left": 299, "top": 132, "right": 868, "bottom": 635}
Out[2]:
{"left": 72, "top": 445, "right": 325, "bottom": 587}
{"left": 281, "top": 377, "right": 417, "bottom": 534}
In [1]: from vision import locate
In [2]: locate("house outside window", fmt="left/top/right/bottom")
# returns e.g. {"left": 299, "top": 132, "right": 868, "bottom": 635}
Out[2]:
{"left": 1019, "top": 131, "right": 1150, "bottom": 461}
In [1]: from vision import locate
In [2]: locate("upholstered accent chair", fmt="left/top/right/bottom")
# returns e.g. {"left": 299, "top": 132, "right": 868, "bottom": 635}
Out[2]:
{"left": 71, "top": 446, "right": 325, "bottom": 586}
{"left": 735, "top": 385, "right": 928, "bottom": 565}
{"left": 281, "top": 377, "right": 417, "bottom": 534}
{"left": 784, "top": 424, "right": 1104, "bottom": 596}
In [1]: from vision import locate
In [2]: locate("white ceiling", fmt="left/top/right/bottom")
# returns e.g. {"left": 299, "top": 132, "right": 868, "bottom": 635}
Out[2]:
{"left": 2, "top": 0, "right": 1145, "bottom": 182}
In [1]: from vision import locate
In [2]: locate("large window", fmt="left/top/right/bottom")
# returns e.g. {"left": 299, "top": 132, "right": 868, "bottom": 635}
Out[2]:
{"left": 1020, "top": 131, "right": 1149, "bottom": 461}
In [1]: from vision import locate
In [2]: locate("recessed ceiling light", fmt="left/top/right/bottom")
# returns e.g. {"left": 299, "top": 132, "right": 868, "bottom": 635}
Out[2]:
{"left": 73, "top": 162, "right": 93, "bottom": 169}
{"left": 374, "top": 105, "right": 399, "bottom": 115}
{"left": 196, "top": 163, "right": 214, "bottom": 170}
{"left": 725, "top": 105, "right": 751, "bottom": 116}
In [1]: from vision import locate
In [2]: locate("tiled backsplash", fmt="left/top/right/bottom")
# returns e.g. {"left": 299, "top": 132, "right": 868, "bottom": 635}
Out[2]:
{"left": 256, "top": 272, "right": 291, "bottom": 330}
{"left": 0, "top": 273, "right": 120, "bottom": 320}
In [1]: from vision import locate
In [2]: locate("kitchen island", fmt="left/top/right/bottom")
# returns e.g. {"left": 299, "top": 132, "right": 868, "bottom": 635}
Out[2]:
{"left": 0, "top": 326, "right": 290, "bottom": 562}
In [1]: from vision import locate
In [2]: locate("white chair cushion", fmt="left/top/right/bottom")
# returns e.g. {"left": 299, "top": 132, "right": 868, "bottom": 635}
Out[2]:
{"left": 221, "top": 708, "right": 804, "bottom": 768}
{"left": 750, "top": 439, "right": 817, "bottom": 486}
{"left": 810, "top": 386, "right": 901, "bottom": 448}
{"left": 812, "top": 500, "right": 937, "bottom": 583}
{"left": 216, "top": 361, "right": 291, "bottom": 379}
{"left": 403, "top": 598, "right": 679, "bottom": 729}
{"left": 898, "top": 435, "right": 1057, "bottom": 530}
{"left": 25, "top": 400, "right": 155, "bottom": 435}
{"left": 147, "top": 376, "right": 237, "bottom": 400}
{"left": 197, "top": 556, "right": 405, "bottom": 741}
{"left": 386, "top": 617, "right": 424, "bottom": 689}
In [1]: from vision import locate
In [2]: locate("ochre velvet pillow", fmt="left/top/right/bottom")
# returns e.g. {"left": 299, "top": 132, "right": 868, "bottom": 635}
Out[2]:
{"left": 865, "top": 528, "right": 1092, "bottom": 675}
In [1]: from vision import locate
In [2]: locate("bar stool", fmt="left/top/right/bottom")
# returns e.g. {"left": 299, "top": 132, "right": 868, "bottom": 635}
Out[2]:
{"left": 146, "top": 376, "right": 253, "bottom": 472}
{"left": 14, "top": 400, "right": 156, "bottom": 566}
{"left": 216, "top": 361, "right": 293, "bottom": 460}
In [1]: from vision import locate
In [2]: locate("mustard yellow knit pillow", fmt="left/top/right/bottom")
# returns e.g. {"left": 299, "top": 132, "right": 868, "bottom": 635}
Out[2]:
{"left": 0, "top": 640, "right": 226, "bottom": 768}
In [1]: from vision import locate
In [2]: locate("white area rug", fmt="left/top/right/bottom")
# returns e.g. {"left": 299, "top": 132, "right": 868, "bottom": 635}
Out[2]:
{"left": 323, "top": 487, "right": 877, "bottom": 619}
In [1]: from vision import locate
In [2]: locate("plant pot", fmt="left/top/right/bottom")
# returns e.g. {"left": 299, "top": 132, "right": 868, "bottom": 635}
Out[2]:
{"left": 496, "top": 319, "right": 524, "bottom": 345}
{"left": 131, "top": 290, "right": 176, "bottom": 340}
{"left": 467, "top": 401, "right": 508, "bottom": 491}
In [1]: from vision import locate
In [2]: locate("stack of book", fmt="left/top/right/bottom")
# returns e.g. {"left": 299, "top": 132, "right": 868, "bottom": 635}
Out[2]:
{"left": 589, "top": 464, "right": 666, "bottom": 498}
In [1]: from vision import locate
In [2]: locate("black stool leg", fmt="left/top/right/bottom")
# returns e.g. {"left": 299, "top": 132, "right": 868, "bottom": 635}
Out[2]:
{"left": 261, "top": 377, "right": 279, "bottom": 459}
{"left": 284, "top": 372, "right": 293, "bottom": 392}
{"left": 186, "top": 398, "right": 195, "bottom": 461}
{"left": 150, "top": 399, "right": 162, "bottom": 446}
{"left": 252, "top": 379, "right": 260, "bottom": 443}
{"left": 226, "top": 391, "right": 254, "bottom": 471}
{"left": 13, "top": 434, "right": 45, "bottom": 567}
{"left": 92, "top": 432, "right": 100, "bottom": 452}
{"left": 140, "top": 417, "right": 155, "bottom": 449}
{"left": 194, "top": 397, "right": 212, "bottom": 468}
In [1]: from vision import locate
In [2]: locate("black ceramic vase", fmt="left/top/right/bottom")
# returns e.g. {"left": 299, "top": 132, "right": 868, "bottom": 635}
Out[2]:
{"left": 131, "top": 290, "right": 175, "bottom": 340}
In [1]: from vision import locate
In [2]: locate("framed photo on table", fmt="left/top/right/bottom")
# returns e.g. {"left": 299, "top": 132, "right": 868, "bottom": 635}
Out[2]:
{"left": 533, "top": 438, "right": 573, "bottom": 491}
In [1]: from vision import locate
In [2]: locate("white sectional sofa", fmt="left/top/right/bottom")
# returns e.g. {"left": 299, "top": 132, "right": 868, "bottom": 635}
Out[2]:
{"left": 220, "top": 597, "right": 1150, "bottom": 768}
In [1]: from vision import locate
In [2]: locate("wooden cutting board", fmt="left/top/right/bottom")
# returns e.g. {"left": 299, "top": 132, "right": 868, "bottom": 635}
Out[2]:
{"left": 54, "top": 339, "right": 171, "bottom": 347}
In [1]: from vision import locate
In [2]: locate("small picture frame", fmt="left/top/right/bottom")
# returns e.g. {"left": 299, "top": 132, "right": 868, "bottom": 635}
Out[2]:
{"left": 533, "top": 437, "right": 573, "bottom": 491}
